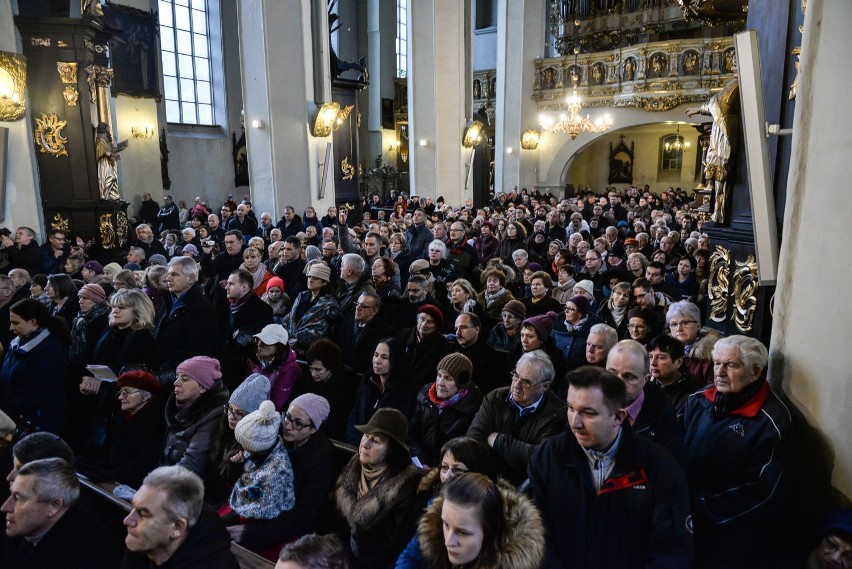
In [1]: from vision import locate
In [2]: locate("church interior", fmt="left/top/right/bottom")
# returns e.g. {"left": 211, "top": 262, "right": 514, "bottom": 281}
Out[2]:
{"left": 0, "top": 0, "right": 850, "bottom": 527}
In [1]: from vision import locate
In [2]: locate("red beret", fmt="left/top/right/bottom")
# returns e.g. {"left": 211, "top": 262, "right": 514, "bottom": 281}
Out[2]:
{"left": 117, "top": 371, "right": 160, "bottom": 393}
{"left": 417, "top": 304, "right": 444, "bottom": 329}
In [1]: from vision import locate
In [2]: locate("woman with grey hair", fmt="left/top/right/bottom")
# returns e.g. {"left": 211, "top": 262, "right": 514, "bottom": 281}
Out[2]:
{"left": 666, "top": 300, "right": 719, "bottom": 385}
{"left": 425, "top": 239, "right": 455, "bottom": 300}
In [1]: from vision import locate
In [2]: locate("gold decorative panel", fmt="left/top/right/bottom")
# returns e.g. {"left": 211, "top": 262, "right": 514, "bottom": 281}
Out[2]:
{"left": 116, "top": 212, "right": 129, "bottom": 247}
{"left": 50, "top": 213, "right": 70, "bottom": 234}
{"left": 99, "top": 214, "right": 116, "bottom": 249}
{"left": 63, "top": 86, "right": 78, "bottom": 106}
{"left": 0, "top": 51, "right": 27, "bottom": 121}
{"left": 733, "top": 255, "right": 758, "bottom": 333}
{"left": 341, "top": 157, "right": 355, "bottom": 181}
{"left": 708, "top": 245, "right": 731, "bottom": 322}
{"left": 34, "top": 113, "right": 69, "bottom": 157}
{"left": 56, "top": 62, "right": 77, "bottom": 84}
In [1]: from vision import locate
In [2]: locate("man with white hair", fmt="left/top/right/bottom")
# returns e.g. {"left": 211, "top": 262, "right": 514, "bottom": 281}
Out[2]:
{"left": 681, "top": 335, "right": 794, "bottom": 569}
{"left": 336, "top": 253, "right": 376, "bottom": 320}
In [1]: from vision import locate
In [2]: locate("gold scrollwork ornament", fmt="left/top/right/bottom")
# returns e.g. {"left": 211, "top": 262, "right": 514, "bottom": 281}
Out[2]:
{"left": 63, "top": 86, "right": 79, "bottom": 106}
{"left": 56, "top": 62, "right": 77, "bottom": 84}
{"left": 732, "top": 255, "right": 759, "bottom": 333}
{"left": 116, "top": 212, "right": 129, "bottom": 247}
{"left": 708, "top": 245, "right": 731, "bottom": 322}
{"left": 341, "top": 157, "right": 355, "bottom": 181}
{"left": 34, "top": 113, "right": 69, "bottom": 157}
{"left": 99, "top": 213, "right": 116, "bottom": 249}
{"left": 50, "top": 213, "right": 70, "bottom": 234}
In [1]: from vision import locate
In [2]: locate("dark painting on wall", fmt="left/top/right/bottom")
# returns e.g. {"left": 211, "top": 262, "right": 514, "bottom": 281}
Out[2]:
{"left": 105, "top": 1, "right": 161, "bottom": 100}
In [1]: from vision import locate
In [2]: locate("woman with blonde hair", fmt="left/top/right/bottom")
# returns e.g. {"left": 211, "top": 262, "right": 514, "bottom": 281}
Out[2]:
{"left": 242, "top": 246, "right": 272, "bottom": 297}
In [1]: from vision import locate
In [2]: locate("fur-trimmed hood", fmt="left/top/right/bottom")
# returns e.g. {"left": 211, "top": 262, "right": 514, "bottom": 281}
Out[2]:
{"left": 417, "top": 480, "right": 545, "bottom": 569}
{"left": 334, "top": 455, "right": 423, "bottom": 532}
{"left": 688, "top": 327, "right": 722, "bottom": 360}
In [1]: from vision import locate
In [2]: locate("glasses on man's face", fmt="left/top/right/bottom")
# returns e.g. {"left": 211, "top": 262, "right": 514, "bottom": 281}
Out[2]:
{"left": 224, "top": 405, "right": 248, "bottom": 421}
{"left": 282, "top": 413, "right": 312, "bottom": 431}
{"left": 511, "top": 370, "right": 544, "bottom": 390}
{"left": 669, "top": 320, "right": 698, "bottom": 330}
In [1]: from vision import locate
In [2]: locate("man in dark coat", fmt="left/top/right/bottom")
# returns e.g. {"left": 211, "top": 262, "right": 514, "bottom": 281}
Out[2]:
{"left": 276, "top": 205, "right": 304, "bottom": 238}
{"left": 157, "top": 195, "right": 181, "bottom": 233}
{"left": 405, "top": 208, "right": 434, "bottom": 259}
{"left": 467, "top": 350, "right": 567, "bottom": 484}
{"left": 2, "top": 228, "right": 41, "bottom": 276}
{"left": 336, "top": 292, "right": 392, "bottom": 375}
{"left": 336, "top": 254, "right": 376, "bottom": 320}
{"left": 648, "top": 334, "right": 704, "bottom": 412}
{"left": 1, "top": 458, "right": 120, "bottom": 569}
{"left": 138, "top": 193, "right": 160, "bottom": 226}
{"left": 446, "top": 221, "right": 480, "bottom": 283}
{"left": 155, "top": 257, "right": 219, "bottom": 374}
{"left": 273, "top": 236, "right": 307, "bottom": 301}
{"left": 220, "top": 269, "right": 273, "bottom": 389}
{"left": 450, "top": 311, "right": 506, "bottom": 394}
{"left": 606, "top": 339, "right": 687, "bottom": 466}
{"left": 122, "top": 465, "right": 238, "bottom": 569}
{"left": 201, "top": 230, "right": 245, "bottom": 322}
{"left": 225, "top": 203, "right": 257, "bottom": 239}
{"left": 391, "top": 275, "right": 439, "bottom": 331}
{"left": 39, "top": 229, "right": 69, "bottom": 275}
{"left": 529, "top": 366, "right": 693, "bottom": 569}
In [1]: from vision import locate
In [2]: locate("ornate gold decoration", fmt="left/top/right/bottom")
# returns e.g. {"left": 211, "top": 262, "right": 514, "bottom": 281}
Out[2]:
{"left": 338, "top": 104, "right": 355, "bottom": 124}
{"left": 708, "top": 245, "right": 731, "bottom": 322}
{"left": 0, "top": 51, "right": 27, "bottom": 121}
{"left": 33, "top": 113, "right": 69, "bottom": 157}
{"left": 311, "top": 102, "right": 340, "bottom": 137}
{"left": 733, "top": 255, "right": 758, "bottom": 333}
{"left": 84, "top": 39, "right": 106, "bottom": 54}
{"left": 85, "top": 64, "right": 112, "bottom": 104}
{"left": 116, "top": 211, "right": 129, "bottom": 247}
{"left": 50, "top": 213, "right": 70, "bottom": 234}
{"left": 521, "top": 129, "right": 541, "bottom": 150}
{"left": 31, "top": 38, "right": 51, "bottom": 47}
{"left": 341, "top": 157, "right": 355, "bottom": 180}
{"left": 99, "top": 213, "right": 116, "bottom": 249}
{"left": 56, "top": 62, "right": 77, "bottom": 84}
{"left": 57, "top": 40, "right": 69, "bottom": 48}
{"left": 63, "top": 86, "right": 78, "bottom": 106}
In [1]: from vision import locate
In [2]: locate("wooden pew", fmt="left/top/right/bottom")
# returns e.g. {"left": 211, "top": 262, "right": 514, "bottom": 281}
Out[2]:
{"left": 78, "top": 477, "right": 275, "bottom": 569}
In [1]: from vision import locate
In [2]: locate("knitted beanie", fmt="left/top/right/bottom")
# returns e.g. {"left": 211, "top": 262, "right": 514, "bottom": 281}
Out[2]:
{"left": 148, "top": 254, "right": 168, "bottom": 267}
{"left": 568, "top": 294, "right": 592, "bottom": 316}
{"left": 229, "top": 374, "right": 271, "bottom": 414}
{"left": 305, "top": 261, "right": 331, "bottom": 282}
{"left": 124, "top": 262, "right": 142, "bottom": 271}
{"left": 574, "top": 279, "right": 594, "bottom": 299}
{"left": 436, "top": 353, "right": 473, "bottom": 386}
{"left": 176, "top": 356, "right": 222, "bottom": 390}
{"left": 290, "top": 394, "right": 330, "bottom": 430}
{"left": 0, "top": 410, "right": 15, "bottom": 438}
{"left": 103, "top": 262, "right": 122, "bottom": 276}
{"left": 78, "top": 283, "right": 107, "bottom": 304}
{"left": 524, "top": 311, "right": 558, "bottom": 340}
{"left": 418, "top": 304, "right": 444, "bottom": 328}
{"left": 235, "top": 400, "right": 281, "bottom": 452}
{"left": 266, "top": 276, "right": 284, "bottom": 293}
{"left": 502, "top": 299, "right": 526, "bottom": 319}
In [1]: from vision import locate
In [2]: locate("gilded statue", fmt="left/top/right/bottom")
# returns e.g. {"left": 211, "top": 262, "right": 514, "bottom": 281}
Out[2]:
{"left": 95, "top": 123, "right": 126, "bottom": 201}
{"left": 81, "top": 0, "right": 103, "bottom": 16}
{"left": 686, "top": 77, "right": 739, "bottom": 224}
{"left": 623, "top": 58, "right": 636, "bottom": 82}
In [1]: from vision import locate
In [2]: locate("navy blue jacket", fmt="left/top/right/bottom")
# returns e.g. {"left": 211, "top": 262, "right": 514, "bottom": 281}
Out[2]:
{"left": 529, "top": 422, "right": 693, "bottom": 569}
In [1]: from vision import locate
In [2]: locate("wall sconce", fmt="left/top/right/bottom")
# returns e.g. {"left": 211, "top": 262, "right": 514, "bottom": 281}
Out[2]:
{"left": 506, "top": 147, "right": 514, "bottom": 154}
{"left": 251, "top": 119, "right": 265, "bottom": 129}
{"left": 418, "top": 139, "right": 428, "bottom": 147}
{"left": 521, "top": 129, "right": 541, "bottom": 150}
{"left": 462, "top": 120, "right": 484, "bottom": 148}
{"left": 0, "top": 51, "right": 27, "bottom": 122}
{"left": 130, "top": 124, "right": 155, "bottom": 140}
{"left": 311, "top": 102, "right": 341, "bottom": 137}
{"left": 388, "top": 139, "right": 400, "bottom": 152}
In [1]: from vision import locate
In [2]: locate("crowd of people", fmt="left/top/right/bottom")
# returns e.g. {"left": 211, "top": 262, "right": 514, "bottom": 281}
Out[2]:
{"left": 0, "top": 185, "right": 846, "bottom": 569}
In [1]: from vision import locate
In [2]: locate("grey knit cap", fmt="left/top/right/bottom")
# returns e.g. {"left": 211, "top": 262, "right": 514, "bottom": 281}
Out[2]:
{"left": 229, "top": 374, "right": 271, "bottom": 414}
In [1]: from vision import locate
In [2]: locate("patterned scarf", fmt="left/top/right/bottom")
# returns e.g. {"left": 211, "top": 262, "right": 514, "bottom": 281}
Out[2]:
{"left": 69, "top": 303, "right": 110, "bottom": 360}
{"left": 427, "top": 384, "right": 470, "bottom": 409}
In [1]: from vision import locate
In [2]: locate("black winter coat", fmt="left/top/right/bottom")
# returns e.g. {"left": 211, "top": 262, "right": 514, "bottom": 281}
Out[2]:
{"left": 632, "top": 380, "right": 688, "bottom": 467}
{"left": 293, "top": 366, "right": 360, "bottom": 441}
{"left": 220, "top": 293, "right": 273, "bottom": 389}
{"left": 395, "top": 327, "right": 449, "bottom": 399}
{"left": 529, "top": 423, "right": 693, "bottom": 569}
{"left": 408, "top": 383, "right": 484, "bottom": 467}
{"left": 155, "top": 284, "right": 219, "bottom": 372}
{"left": 103, "top": 395, "right": 167, "bottom": 488}
{"left": 345, "top": 374, "right": 411, "bottom": 446}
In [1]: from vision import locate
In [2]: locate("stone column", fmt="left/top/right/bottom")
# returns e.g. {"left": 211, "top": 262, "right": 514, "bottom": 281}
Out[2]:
{"left": 236, "top": 0, "right": 335, "bottom": 216}
{"left": 407, "top": 0, "right": 470, "bottom": 204}
{"left": 363, "top": 0, "right": 398, "bottom": 161}
{"left": 494, "top": 0, "right": 545, "bottom": 194}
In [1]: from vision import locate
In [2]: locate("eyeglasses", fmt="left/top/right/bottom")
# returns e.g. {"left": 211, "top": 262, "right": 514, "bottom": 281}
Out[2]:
{"left": 439, "top": 465, "right": 469, "bottom": 476}
{"left": 282, "top": 413, "right": 313, "bottom": 431}
{"left": 224, "top": 405, "right": 248, "bottom": 420}
{"left": 118, "top": 389, "right": 141, "bottom": 398}
{"left": 511, "top": 371, "right": 545, "bottom": 390}
{"left": 669, "top": 320, "right": 698, "bottom": 330}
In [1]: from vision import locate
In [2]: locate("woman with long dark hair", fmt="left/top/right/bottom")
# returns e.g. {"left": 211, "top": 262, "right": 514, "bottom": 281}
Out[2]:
{"left": 0, "top": 299, "right": 71, "bottom": 435}
{"left": 45, "top": 273, "right": 79, "bottom": 331}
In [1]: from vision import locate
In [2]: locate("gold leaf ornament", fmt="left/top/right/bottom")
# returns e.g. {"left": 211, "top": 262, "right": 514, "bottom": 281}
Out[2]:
{"left": 34, "top": 113, "right": 69, "bottom": 157}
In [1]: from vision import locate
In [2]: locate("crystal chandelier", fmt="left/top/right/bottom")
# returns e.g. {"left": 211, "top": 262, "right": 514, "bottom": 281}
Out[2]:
{"left": 540, "top": 89, "right": 613, "bottom": 140}
{"left": 664, "top": 123, "right": 691, "bottom": 152}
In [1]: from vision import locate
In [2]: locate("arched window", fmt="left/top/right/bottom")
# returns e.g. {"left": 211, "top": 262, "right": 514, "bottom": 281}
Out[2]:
{"left": 397, "top": 0, "right": 407, "bottom": 78}
{"left": 659, "top": 134, "right": 684, "bottom": 171}
{"left": 159, "top": 0, "right": 218, "bottom": 125}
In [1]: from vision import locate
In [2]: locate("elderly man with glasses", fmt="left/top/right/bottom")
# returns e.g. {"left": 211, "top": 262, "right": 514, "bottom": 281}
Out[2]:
{"left": 466, "top": 350, "right": 566, "bottom": 484}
